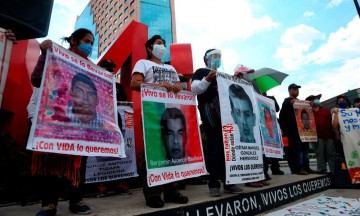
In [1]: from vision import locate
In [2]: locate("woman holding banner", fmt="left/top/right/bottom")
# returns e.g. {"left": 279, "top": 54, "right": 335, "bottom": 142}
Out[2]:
{"left": 30, "top": 28, "right": 94, "bottom": 216}
{"left": 130, "top": 35, "right": 188, "bottom": 208}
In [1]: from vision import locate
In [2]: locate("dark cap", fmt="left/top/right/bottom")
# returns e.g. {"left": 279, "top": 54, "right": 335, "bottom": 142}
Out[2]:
{"left": 305, "top": 94, "right": 322, "bottom": 101}
{"left": 288, "top": 83, "right": 301, "bottom": 90}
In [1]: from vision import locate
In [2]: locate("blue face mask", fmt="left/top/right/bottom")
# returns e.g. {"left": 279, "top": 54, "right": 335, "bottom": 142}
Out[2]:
{"left": 78, "top": 43, "right": 92, "bottom": 57}
{"left": 313, "top": 99, "right": 320, "bottom": 106}
{"left": 338, "top": 101, "right": 348, "bottom": 108}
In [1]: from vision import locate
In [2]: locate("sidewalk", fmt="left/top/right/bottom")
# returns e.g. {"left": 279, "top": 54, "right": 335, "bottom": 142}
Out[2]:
{"left": 0, "top": 172, "right": 335, "bottom": 216}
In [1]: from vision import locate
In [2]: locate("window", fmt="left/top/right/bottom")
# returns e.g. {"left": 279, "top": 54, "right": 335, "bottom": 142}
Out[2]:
{"left": 118, "top": 22, "right": 123, "bottom": 28}
{"left": 124, "top": 16, "right": 128, "bottom": 22}
{"left": 109, "top": 24, "right": 112, "bottom": 29}
{"left": 105, "top": 13, "right": 109, "bottom": 18}
{"left": 114, "top": 19, "right": 118, "bottom": 24}
{"left": 114, "top": 10, "right": 118, "bottom": 15}
{"left": 119, "top": 4, "right": 123, "bottom": 10}
{"left": 130, "top": 10, "right": 134, "bottom": 17}
{"left": 108, "top": 33, "right": 112, "bottom": 39}
{"left": 124, "top": 7, "right": 128, "bottom": 13}
{"left": 114, "top": 1, "right": 118, "bottom": 6}
{"left": 113, "top": 28, "right": 117, "bottom": 33}
{"left": 119, "top": 13, "right": 122, "bottom": 19}
{"left": 130, "top": 0, "right": 134, "bottom": 6}
{"left": 109, "top": 16, "right": 113, "bottom": 21}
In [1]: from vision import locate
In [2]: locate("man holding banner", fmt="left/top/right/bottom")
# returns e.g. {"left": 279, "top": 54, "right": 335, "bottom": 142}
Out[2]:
{"left": 191, "top": 49, "right": 243, "bottom": 197}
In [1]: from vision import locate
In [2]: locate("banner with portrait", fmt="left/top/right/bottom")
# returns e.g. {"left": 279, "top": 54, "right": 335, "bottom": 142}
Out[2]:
{"left": 337, "top": 108, "right": 360, "bottom": 184}
{"left": 141, "top": 86, "right": 207, "bottom": 187}
{"left": 293, "top": 100, "right": 317, "bottom": 142}
{"left": 26, "top": 43, "right": 125, "bottom": 158}
{"left": 0, "top": 28, "right": 13, "bottom": 108}
{"left": 85, "top": 102, "right": 138, "bottom": 183}
{"left": 217, "top": 72, "right": 264, "bottom": 184}
{"left": 256, "top": 93, "right": 283, "bottom": 158}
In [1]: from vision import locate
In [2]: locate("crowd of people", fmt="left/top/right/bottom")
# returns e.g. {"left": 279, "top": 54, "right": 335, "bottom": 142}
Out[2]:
{"left": 4, "top": 28, "right": 356, "bottom": 216}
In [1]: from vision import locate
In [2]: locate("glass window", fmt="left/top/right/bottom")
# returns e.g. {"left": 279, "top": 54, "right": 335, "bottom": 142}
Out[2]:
{"left": 124, "top": 7, "right": 128, "bottom": 13}
{"left": 109, "top": 16, "right": 113, "bottom": 21}
{"left": 118, "top": 22, "right": 123, "bottom": 28}
{"left": 114, "top": 1, "right": 118, "bottom": 6}
{"left": 108, "top": 33, "right": 112, "bottom": 39}
{"left": 113, "top": 28, "right": 117, "bottom": 33}
{"left": 109, "top": 24, "right": 112, "bottom": 29}
{"left": 105, "top": 13, "right": 109, "bottom": 18}
{"left": 119, "top": 13, "right": 122, "bottom": 19}
{"left": 130, "top": 0, "right": 134, "bottom": 6}
{"left": 119, "top": 4, "right": 123, "bottom": 9}
{"left": 114, "top": 10, "right": 118, "bottom": 15}
{"left": 114, "top": 19, "right": 118, "bottom": 24}
{"left": 130, "top": 10, "right": 134, "bottom": 16}
{"left": 124, "top": 16, "right": 128, "bottom": 22}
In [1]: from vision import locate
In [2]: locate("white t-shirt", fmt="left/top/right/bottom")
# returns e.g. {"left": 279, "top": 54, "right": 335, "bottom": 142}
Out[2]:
{"left": 132, "top": 59, "right": 179, "bottom": 85}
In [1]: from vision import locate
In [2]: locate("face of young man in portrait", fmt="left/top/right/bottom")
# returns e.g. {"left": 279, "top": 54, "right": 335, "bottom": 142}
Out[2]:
{"left": 164, "top": 118, "right": 185, "bottom": 161}
{"left": 264, "top": 110, "right": 274, "bottom": 138}
{"left": 231, "top": 96, "right": 256, "bottom": 143}
{"left": 70, "top": 81, "right": 99, "bottom": 123}
{"left": 301, "top": 112, "right": 310, "bottom": 130}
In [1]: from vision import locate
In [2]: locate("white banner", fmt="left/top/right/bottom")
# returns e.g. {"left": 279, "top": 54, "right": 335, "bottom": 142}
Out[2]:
{"left": 26, "top": 43, "right": 125, "bottom": 157}
{"left": 256, "top": 93, "right": 283, "bottom": 158}
{"left": 0, "top": 28, "right": 13, "bottom": 108}
{"left": 141, "top": 86, "right": 207, "bottom": 187}
{"left": 338, "top": 108, "right": 360, "bottom": 184}
{"left": 85, "top": 103, "right": 138, "bottom": 183}
{"left": 217, "top": 72, "right": 264, "bottom": 184}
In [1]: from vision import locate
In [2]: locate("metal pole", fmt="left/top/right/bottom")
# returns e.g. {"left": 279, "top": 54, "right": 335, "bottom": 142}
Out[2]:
{"left": 354, "top": 0, "right": 360, "bottom": 18}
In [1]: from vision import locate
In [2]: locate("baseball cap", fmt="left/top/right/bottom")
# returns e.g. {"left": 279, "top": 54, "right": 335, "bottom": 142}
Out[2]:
{"left": 234, "top": 64, "right": 255, "bottom": 77}
{"left": 288, "top": 83, "right": 301, "bottom": 90}
{"left": 305, "top": 94, "right": 322, "bottom": 101}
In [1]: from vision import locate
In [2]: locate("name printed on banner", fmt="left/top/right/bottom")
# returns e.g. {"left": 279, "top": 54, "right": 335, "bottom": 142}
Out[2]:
{"left": 141, "top": 88, "right": 195, "bottom": 101}
{"left": 264, "top": 147, "right": 282, "bottom": 155}
{"left": 35, "top": 141, "right": 119, "bottom": 155}
{"left": 52, "top": 45, "right": 112, "bottom": 79}
{"left": 148, "top": 167, "right": 206, "bottom": 184}
{"left": 149, "top": 156, "right": 203, "bottom": 167}
{"left": 223, "top": 124, "right": 235, "bottom": 162}
{"left": 340, "top": 109, "right": 360, "bottom": 132}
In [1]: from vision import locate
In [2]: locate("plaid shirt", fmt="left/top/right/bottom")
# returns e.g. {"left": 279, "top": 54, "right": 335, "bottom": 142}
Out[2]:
{"left": 67, "top": 107, "right": 104, "bottom": 128}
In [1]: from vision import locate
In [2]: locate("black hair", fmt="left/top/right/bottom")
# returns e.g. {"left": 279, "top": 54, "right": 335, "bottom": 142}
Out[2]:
{"left": 71, "top": 73, "right": 97, "bottom": 96}
{"left": 160, "top": 107, "right": 186, "bottom": 136}
{"left": 145, "top": 35, "right": 166, "bottom": 59}
{"left": 203, "top": 49, "right": 215, "bottom": 66}
{"left": 336, "top": 95, "right": 351, "bottom": 106}
{"left": 99, "top": 59, "right": 116, "bottom": 72}
{"left": 354, "top": 98, "right": 360, "bottom": 104}
{"left": 301, "top": 109, "right": 309, "bottom": 117}
{"left": 228, "top": 84, "right": 253, "bottom": 113}
{"left": 62, "top": 28, "right": 94, "bottom": 48}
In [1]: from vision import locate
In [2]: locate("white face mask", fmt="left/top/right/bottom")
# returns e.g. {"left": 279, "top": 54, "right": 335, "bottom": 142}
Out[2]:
{"left": 152, "top": 44, "right": 166, "bottom": 60}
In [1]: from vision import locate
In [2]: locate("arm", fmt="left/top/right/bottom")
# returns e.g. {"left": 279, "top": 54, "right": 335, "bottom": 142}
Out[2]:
{"left": 332, "top": 109, "right": 340, "bottom": 142}
{"left": 130, "top": 72, "right": 174, "bottom": 92}
{"left": 191, "top": 69, "right": 216, "bottom": 95}
{"left": 31, "top": 40, "right": 53, "bottom": 87}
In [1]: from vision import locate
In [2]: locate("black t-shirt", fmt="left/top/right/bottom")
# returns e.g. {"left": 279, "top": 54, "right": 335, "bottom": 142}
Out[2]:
{"left": 191, "top": 68, "right": 218, "bottom": 104}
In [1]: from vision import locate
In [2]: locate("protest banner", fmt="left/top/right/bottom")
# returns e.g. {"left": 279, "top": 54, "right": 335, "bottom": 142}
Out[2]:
{"left": 337, "top": 108, "right": 360, "bottom": 184}
{"left": 26, "top": 43, "right": 125, "bottom": 157}
{"left": 85, "top": 102, "right": 138, "bottom": 183}
{"left": 294, "top": 100, "right": 317, "bottom": 142}
{"left": 267, "top": 196, "right": 360, "bottom": 215}
{"left": 217, "top": 72, "right": 264, "bottom": 184}
{"left": 141, "top": 86, "right": 207, "bottom": 187}
{"left": 0, "top": 28, "right": 13, "bottom": 108}
{"left": 256, "top": 93, "right": 283, "bottom": 158}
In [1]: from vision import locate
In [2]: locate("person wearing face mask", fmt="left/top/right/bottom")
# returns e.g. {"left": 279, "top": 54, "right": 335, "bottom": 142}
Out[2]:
{"left": 130, "top": 35, "right": 186, "bottom": 208}
{"left": 306, "top": 94, "right": 336, "bottom": 174}
{"left": 332, "top": 95, "right": 351, "bottom": 157}
{"left": 191, "top": 49, "right": 244, "bottom": 197}
{"left": 30, "top": 28, "right": 94, "bottom": 216}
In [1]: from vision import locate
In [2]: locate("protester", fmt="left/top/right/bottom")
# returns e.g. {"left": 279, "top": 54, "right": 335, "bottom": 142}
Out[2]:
{"left": 306, "top": 94, "right": 336, "bottom": 174}
{"left": 279, "top": 83, "right": 313, "bottom": 175}
{"left": 30, "top": 28, "right": 94, "bottom": 216}
{"left": 96, "top": 59, "right": 131, "bottom": 197}
{"left": 332, "top": 95, "right": 351, "bottom": 157}
{"left": 354, "top": 98, "right": 360, "bottom": 109}
{"left": 191, "top": 49, "right": 243, "bottom": 197}
{"left": 130, "top": 35, "right": 187, "bottom": 208}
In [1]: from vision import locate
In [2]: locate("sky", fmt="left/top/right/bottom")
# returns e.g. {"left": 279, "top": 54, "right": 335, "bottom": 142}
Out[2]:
{"left": 44, "top": 0, "right": 360, "bottom": 106}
